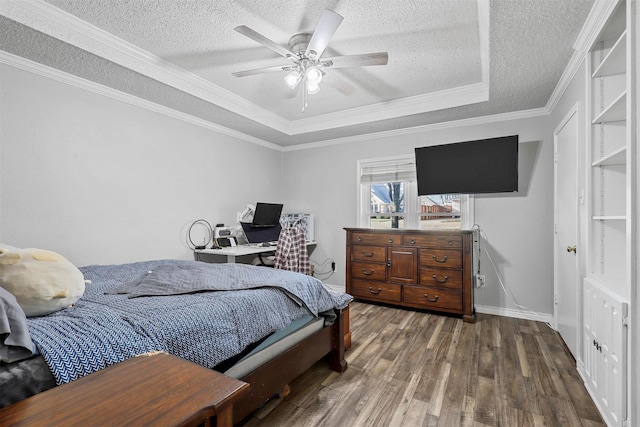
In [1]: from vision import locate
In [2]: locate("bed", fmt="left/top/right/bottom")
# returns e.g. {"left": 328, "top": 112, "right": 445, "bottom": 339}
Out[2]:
{"left": 0, "top": 259, "right": 351, "bottom": 424}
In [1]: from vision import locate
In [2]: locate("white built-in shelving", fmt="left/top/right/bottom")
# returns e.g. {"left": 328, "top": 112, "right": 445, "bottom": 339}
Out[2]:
{"left": 587, "top": 0, "right": 629, "bottom": 286}
{"left": 582, "top": 0, "right": 635, "bottom": 425}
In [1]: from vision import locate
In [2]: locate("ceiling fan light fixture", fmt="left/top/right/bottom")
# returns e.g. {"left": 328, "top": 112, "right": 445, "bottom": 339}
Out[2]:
{"left": 306, "top": 67, "right": 323, "bottom": 85}
{"left": 233, "top": 9, "right": 387, "bottom": 112}
{"left": 284, "top": 70, "right": 302, "bottom": 89}
{"left": 307, "top": 82, "right": 320, "bottom": 95}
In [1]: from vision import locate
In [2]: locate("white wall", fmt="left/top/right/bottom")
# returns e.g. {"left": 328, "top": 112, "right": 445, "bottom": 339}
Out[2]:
{"left": 282, "top": 116, "right": 555, "bottom": 319}
{"left": 0, "top": 64, "right": 282, "bottom": 266}
{"left": 1, "top": 61, "right": 556, "bottom": 320}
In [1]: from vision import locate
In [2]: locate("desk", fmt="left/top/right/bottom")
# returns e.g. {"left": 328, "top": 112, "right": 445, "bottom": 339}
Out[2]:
{"left": 195, "top": 241, "right": 316, "bottom": 264}
{"left": 0, "top": 352, "right": 249, "bottom": 427}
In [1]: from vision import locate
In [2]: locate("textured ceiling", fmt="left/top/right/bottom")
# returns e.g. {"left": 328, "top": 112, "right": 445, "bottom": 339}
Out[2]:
{"left": 0, "top": 0, "right": 594, "bottom": 147}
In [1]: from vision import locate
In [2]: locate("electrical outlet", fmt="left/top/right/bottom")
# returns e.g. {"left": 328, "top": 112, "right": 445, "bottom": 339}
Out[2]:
{"left": 475, "top": 274, "right": 485, "bottom": 288}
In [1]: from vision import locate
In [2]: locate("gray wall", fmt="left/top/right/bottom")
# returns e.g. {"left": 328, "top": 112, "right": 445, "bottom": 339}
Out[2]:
{"left": 282, "top": 117, "right": 555, "bottom": 319}
{"left": 2, "top": 61, "right": 556, "bottom": 320}
{"left": 0, "top": 64, "right": 282, "bottom": 266}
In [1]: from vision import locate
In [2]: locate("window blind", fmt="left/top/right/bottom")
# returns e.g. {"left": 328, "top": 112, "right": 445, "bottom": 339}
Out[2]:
{"left": 360, "top": 161, "right": 416, "bottom": 183}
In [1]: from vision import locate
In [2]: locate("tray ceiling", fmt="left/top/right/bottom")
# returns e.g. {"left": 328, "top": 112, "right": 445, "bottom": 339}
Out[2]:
{"left": 0, "top": 0, "right": 594, "bottom": 147}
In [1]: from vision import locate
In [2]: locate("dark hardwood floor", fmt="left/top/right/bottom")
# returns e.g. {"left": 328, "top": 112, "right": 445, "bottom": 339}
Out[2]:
{"left": 240, "top": 302, "right": 605, "bottom": 426}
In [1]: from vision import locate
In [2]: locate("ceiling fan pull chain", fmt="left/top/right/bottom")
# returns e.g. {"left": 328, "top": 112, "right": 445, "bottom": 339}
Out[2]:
{"left": 302, "top": 76, "right": 308, "bottom": 112}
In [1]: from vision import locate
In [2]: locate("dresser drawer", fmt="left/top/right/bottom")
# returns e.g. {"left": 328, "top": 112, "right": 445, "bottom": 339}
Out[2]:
{"left": 403, "top": 285, "right": 462, "bottom": 311}
{"left": 351, "top": 280, "right": 401, "bottom": 303}
{"left": 351, "top": 232, "right": 401, "bottom": 246}
{"left": 404, "top": 234, "right": 462, "bottom": 248}
{"left": 351, "top": 245, "right": 386, "bottom": 263}
{"left": 351, "top": 261, "right": 387, "bottom": 281}
{"left": 420, "top": 249, "right": 463, "bottom": 269}
{"left": 419, "top": 268, "right": 463, "bottom": 289}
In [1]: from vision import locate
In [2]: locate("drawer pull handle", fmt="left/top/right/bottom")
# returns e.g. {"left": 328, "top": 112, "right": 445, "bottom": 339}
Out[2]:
{"left": 448, "top": 240, "right": 453, "bottom": 246}
{"left": 357, "top": 236, "right": 363, "bottom": 242}
{"left": 362, "top": 251, "right": 375, "bottom": 257}
{"left": 388, "top": 238, "right": 394, "bottom": 243}
{"left": 432, "top": 255, "right": 448, "bottom": 263}
{"left": 361, "top": 268, "right": 375, "bottom": 275}
{"left": 423, "top": 294, "right": 439, "bottom": 302}
{"left": 368, "top": 287, "right": 382, "bottom": 295}
{"left": 432, "top": 274, "right": 448, "bottom": 283}
{"left": 410, "top": 239, "right": 416, "bottom": 244}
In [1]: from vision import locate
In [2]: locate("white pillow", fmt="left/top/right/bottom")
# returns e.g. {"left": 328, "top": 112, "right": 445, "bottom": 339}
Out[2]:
{"left": 0, "top": 243, "right": 19, "bottom": 252}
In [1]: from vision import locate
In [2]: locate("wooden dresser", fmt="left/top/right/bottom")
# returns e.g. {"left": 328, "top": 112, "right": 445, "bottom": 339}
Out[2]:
{"left": 345, "top": 228, "right": 474, "bottom": 322}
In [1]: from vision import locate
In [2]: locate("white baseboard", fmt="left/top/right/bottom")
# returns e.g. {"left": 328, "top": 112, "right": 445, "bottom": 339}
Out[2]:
{"left": 475, "top": 304, "right": 555, "bottom": 327}
{"left": 324, "top": 283, "right": 345, "bottom": 293}
{"left": 325, "top": 293, "right": 554, "bottom": 327}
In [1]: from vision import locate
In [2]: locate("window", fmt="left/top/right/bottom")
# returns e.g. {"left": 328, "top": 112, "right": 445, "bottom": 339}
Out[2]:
{"left": 358, "top": 155, "right": 473, "bottom": 229}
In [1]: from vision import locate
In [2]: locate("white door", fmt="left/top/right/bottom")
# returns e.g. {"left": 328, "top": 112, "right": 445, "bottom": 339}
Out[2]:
{"left": 554, "top": 105, "right": 579, "bottom": 358}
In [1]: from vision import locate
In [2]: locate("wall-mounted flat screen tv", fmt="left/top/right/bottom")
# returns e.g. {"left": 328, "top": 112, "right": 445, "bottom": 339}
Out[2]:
{"left": 415, "top": 135, "right": 519, "bottom": 195}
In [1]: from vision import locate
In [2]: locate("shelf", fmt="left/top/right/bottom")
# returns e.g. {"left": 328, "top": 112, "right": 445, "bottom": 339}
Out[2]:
{"left": 592, "top": 215, "right": 626, "bottom": 221}
{"left": 592, "top": 30, "right": 627, "bottom": 78}
{"left": 596, "top": 2, "right": 626, "bottom": 43}
{"left": 592, "top": 91, "right": 626, "bottom": 124}
{"left": 592, "top": 146, "right": 626, "bottom": 166}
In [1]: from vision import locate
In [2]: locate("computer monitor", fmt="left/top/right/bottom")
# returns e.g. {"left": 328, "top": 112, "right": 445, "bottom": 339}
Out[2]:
{"left": 240, "top": 222, "right": 282, "bottom": 244}
{"left": 251, "top": 202, "right": 283, "bottom": 227}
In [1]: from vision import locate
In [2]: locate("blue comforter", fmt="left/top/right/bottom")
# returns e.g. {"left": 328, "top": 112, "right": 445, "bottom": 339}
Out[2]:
{"left": 26, "top": 260, "right": 351, "bottom": 385}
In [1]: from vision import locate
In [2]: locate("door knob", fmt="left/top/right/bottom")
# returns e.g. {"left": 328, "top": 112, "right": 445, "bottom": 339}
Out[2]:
{"left": 566, "top": 245, "right": 577, "bottom": 254}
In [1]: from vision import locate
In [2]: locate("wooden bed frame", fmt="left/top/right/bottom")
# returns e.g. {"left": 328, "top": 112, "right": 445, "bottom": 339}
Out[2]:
{"left": 0, "top": 309, "right": 347, "bottom": 426}
{"left": 232, "top": 308, "right": 347, "bottom": 424}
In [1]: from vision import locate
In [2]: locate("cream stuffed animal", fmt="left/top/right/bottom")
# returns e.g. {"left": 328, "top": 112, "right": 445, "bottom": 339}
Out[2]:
{"left": 0, "top": 247, "right": 89, "bottom": 317}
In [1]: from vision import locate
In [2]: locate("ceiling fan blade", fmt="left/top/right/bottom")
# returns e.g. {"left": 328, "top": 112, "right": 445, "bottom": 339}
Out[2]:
{"left": 304, "top": 9, "right": 344, "bottom": 59}
{"left": 322, "top": 52, "right": 389, "bottom": 68}
{"left": 322, "top": 71, "right": 357, "bottom": 96}
{"left": 235, "top": 25, "right": 296, "bottom": 59}
{"left": 232, "top": 64, "right": 293, "bottom": 77}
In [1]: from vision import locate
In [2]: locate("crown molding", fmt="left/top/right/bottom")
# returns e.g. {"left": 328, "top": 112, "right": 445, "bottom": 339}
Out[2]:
{"left": 4, "top": 49, "right": 538, "bottom": 156}
{"left": 283, "top": 107, "right": 549, "bottom": 152}
{"left": 546, "top": 0, "right": 617, "bottom": 113}
{"left": 1, "top": 0, "right": 490, "bottom": 136}
{"left": 545, "top": 49, "right": 585, "bottom": 114}
{"left": 0, "top": 51, "right": 283, "bottom": 151}
{"left": 286, "top": 82, "right": 489, "bottom": 134}
{"left": 0, "top": 0, "right": 290, "bottom": 131}
{"left": 572, "top": 0, "right": 620, "bottom": 53}
{"left": 3, "top": 49, "right": 550, "bottom": 156}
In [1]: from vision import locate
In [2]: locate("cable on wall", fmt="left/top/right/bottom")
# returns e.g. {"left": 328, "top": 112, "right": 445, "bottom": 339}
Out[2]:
{"left": 474, "top": 225, "right": 552, "bottom": 327}
{"left": 310, "top": 257, "right": 335, "bottom": 280}
{"left": 187, "top": 219, "right": 213, "bottom": 250}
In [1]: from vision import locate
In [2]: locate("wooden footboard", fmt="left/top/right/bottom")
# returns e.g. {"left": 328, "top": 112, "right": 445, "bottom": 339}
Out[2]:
{"left": 232, "top": 308, "right": 347, "bottom": 424}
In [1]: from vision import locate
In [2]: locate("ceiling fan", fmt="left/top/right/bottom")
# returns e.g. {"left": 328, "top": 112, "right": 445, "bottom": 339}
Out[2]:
{"left": 232, "top": 9, "right": 389, "bottom": 112}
